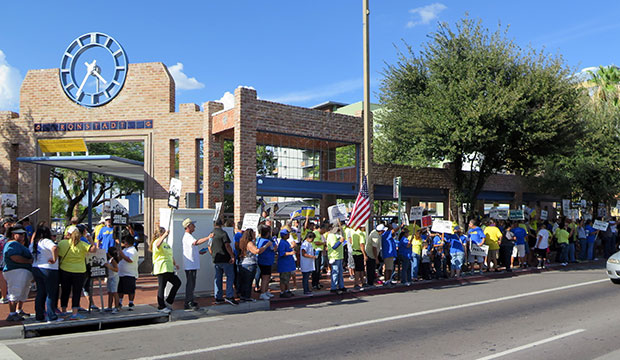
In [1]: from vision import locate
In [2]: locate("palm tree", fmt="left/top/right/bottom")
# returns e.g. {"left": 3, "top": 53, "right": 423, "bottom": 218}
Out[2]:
{"left": 586, "top": 65, "right": 620, "bottom": 106}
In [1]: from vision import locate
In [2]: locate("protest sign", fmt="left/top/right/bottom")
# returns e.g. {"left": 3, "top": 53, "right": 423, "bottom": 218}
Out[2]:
{"left": 421, "top": 215, "right": 432, "bottom": 228}
{"left": 241, "top": 213, "right": 261, "bottom": 232}
{"left": 110, "top": 199, "right": 129, "bottom": 226}
{"left": 167, "top": 178, "right": 182, "bottom": 209}
{"left": 214, "top": 202, "right": 222, "bottom": 221}
{"left": 593, "top": 220, "right": 609, "bottom": 231}
{"left": 495, "top": 209, "right": 508, "bottom": 220}
{"left": 1, "top": 194, "right": 17, "bottom": 217}
{"left": 87, "top": 248, "right": 108, "bottom": 278}
{"left": 598, "top": 205, "right": 607, "bottom": 218}
{"left": 470, "top": 243, "right": 489, "bottom": 257}
{"left": 489, "top": 208, "right": 499, "bottom": 219}
{"left": 328, "top": 204, "right": 348, "bottom": 224}
{"left": 616, "top": 200, "right": 620, "bottom": 210}
{"left": 562, "top": 199, "right": 570, "bottom": 215}
{"left": 410, "top": 206, "right": 424, "bottom": 221}
{"left": 540, "top": 210, "right": 548, "bottom": 221}
{"left": 431, "top": 219, "right": 453, "bottom": 234}
{"left": 570, "top": 209, "right": 579, "bottom": 220}
{"left": 581, "top": 199, "right": 587, "bottom": 209}
{"left": 509, "top": 209, "right": 524, "bottom": 221}
{"left": 401, "top": 212, "right": 410, "bottom": 226}
{"left": 583, "top": 213, "right": 593, "bottom": 221}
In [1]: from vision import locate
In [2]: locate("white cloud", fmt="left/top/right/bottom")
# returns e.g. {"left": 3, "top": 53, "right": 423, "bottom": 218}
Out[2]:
{"left": 266, "top": 78, "right": 363, "bottom": 104}
{"left": 0, "top": 50, "right": 22, "bottom": 111}
{"left": 406, "top": 3, "right": 447, "bottom": 28}
{"left": 218, "top": 91, "right": 235, "bottom": 110}
{"left": 168, "top": 62, "right": 205, "bottom": 90}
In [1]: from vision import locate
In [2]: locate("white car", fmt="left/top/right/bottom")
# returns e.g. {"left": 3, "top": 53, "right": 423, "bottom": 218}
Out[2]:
{"left": 606, "top": 251, "right": 620, "bottom": 284}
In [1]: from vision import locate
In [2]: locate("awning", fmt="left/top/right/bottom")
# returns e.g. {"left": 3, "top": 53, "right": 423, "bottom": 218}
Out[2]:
{"left": 17, "top": 155, "right": 144, "bottom": 182}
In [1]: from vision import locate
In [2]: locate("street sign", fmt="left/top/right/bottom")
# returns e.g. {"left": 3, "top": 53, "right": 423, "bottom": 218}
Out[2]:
{"left": 393, "top": 177, "right": 401, "bottom": 199}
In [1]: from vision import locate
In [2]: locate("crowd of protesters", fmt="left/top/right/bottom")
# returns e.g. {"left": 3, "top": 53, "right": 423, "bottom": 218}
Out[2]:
{"left": 1, "top": 208, "right": 618, "bottom": 322}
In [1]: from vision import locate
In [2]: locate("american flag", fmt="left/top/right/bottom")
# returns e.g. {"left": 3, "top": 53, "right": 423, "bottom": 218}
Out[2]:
{"left": 348, "top": 175, "right": 370, "bottom": 230}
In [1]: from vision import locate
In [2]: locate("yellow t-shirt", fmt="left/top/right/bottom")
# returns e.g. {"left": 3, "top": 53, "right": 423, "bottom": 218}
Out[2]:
{"left": 483, "top": 226, "right": 502, "bottom": 251}
{"left": 313, "top": 230, "right": 324, "bottom": 251}
{"left": 556, "top": 229, "right": 569, "bottom": 244}
{"left": 410, "top": 235, "right": 423, "bottom": 255}
{"left": 58, "top": 240, "right": 91, "bottom": 273}
{"left": 351, "top": 229, "right": 363, "bottom": 255}
{"left": 326, "top": 233, "right": 344, "bottom": 261}
{"left": 152, "top": 241, "right": 174, "bottom": 275}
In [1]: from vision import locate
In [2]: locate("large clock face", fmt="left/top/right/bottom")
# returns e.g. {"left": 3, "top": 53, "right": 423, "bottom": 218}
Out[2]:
{"left": 59, "top": 32, "right": 128, "bottom": 107}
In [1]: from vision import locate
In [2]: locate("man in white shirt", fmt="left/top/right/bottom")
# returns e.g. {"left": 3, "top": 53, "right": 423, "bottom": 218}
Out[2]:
{"left": 535, "top": 223, "right": 551, "bottom": 269}
{"left": 365, "top": 224, "right": 385, "bottom": 287}
{"left": 118, "top": 236, "right": 139, "bottom": 310}
{"left": 182, "top": 218, "right": 211, "bottom": 310}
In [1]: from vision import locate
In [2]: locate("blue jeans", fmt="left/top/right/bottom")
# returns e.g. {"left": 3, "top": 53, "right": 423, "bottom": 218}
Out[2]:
{"left": 302, "top": 271, "right": 311, "bottom": 293}
{"left": 32, "top": 267, "right": 59, "bottom": 321}
{"left": 568, "top": 243, "right": 576, "bottom": 262}
{"left": 411, "top": 253, "right": 420, "bottom": 280}
{"left": 239, "top": 263, "right": 256, "bottom": 300}
{"left": 587, "top": 242, "right": 595, "bottom": 260}
{"left": 559, "top": 243, "right": 568, "bottom": 263}
{"left": 214, "top": 263, "right": 235, "bottom": 300}
{"left": 579, "top": 239, "right": 588, "bottom": 260}
{"left": 330, "top": 259, "right": 344, "bottom": 290}
{"left": 399, "top": 256, "right": 412, "bottom": 283}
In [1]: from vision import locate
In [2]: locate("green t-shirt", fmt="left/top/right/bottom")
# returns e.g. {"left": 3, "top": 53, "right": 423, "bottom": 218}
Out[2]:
{"left": 313, "top": 230, "right": 324, "bottom": 250}
{"left": 152, "top": 241, "right": 174, "bottom": 275}
{"left": 351, "top": 230, "right": 363, "bottom": 255}
{"left": 58, "top": 240, "right": 90, "bottom": 273}
{"left": 556, "top": 229, "right": 570, "bottom": 244}
{"left": 326, "top": 233, "right": 344, "bottom": 261}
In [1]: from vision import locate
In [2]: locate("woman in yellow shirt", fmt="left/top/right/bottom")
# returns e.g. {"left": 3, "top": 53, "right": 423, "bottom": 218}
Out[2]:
{"left": 58, "top": 227, "right": 96, "bottom": 320}
{"left": 410, "top": 229, "right": 423, "bottom": 281}
{"left": 150, "top": 227, "right": 180, "bottom": 313}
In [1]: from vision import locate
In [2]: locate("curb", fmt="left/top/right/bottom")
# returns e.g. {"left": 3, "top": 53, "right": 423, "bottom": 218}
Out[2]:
{"left": 0, "top": 325, "right": 23, "bottom": 340}
{"left": 170, "top": 300, "right": 269, "bottom": 321}
{"left": 269, "top": 261, "right": 606, "bottom": 309}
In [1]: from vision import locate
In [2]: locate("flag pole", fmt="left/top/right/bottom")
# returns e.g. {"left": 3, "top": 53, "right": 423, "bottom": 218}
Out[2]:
{"left": 363, "top": 0, "right": 372, "bottom": 233}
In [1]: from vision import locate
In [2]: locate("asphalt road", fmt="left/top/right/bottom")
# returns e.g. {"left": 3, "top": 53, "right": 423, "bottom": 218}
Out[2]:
{"left": 3, "top": 266, "right": 620, "bottom": 360}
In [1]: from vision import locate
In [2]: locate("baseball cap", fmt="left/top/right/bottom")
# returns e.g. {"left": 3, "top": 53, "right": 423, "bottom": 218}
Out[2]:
{"left": 104, "top": 216, "right": 111, "bottom": 221}
{"left": 67, "top": 226, "right": 78, "bottom": 235}
{"left": 279, "top": 228, "right": 289, "bottom": 237}
{"left": 182, "top": 218, "right": 196, "bottom": 228}
{"left": 8, "top": 225, "right": 26, "bottom": 235}
{"left": 376, "top": 224, "right": 387, "bottom": 232}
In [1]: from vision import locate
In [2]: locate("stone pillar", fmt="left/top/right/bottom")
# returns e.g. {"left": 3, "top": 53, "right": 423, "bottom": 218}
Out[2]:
{"left": 320, "top": 195, "right": 337, "bottom": 221}
{"left": 233, "top": 87, "right": 257, "bottom": 224}
{"left": 178, "top": 137, "right": 199, "bottom": 208}
{"left": 203, "top": 101, "right": 225, "bottom": 209}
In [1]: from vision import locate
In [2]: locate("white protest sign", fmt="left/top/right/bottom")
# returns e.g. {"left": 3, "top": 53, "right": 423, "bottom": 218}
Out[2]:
{"left": 431, "top": 219, "right": 453, "bottom": 234}
{"left": 584, "top": 213, "right": 593, "bottom": 221}
{"left": 489, "top": 208, "right": 499, "bottom": 219}
{"left": 410, "top": 206, "right": 424, "bottom": 221}
{"left": 593, "top": 220, "right": 609, "bottom": 232}
{"left": 328, "top": 204, "right": 348, "bottom": 224}
{"left": 110, "top": 198, "right": 129, "bottom": 226}
{"left": 168, "top": 178, "right": 182, "bottom": 209}
{"left": 540, "top": 210, "right": 548, "bottom": 221}
{"left": 496, "top": 209, "right": 509, "bottom": 220}
{"left": 616, "top": 200, "right": 620, "bottom": 210}
{"left": 562, "top": 199, "right": 570, "bottom": 215}
{"left": 1, "top": 194, "right": 17, "bottom": 217}
{"left": 570, "top": 209, "right": 579, "bottom": 220}
{"left": 214, "top": 202, "right": 223, "bottom": 221}
{"left": 598, "top": 205, "right": 607, "bottom": 218}
{"left": 581, "top": 199, "right": 587, "bottom": 209}
{"left": 241, "top": 213, "right": 261, "bottom": 232}
{"left": 470, "top": 243, "right": 489, "bottom": 257}
{"left": 87, "top": 248, "right": 108, "bottom": 278}
{"left": 401, "top": 212, "right": 410, "bottom": 226}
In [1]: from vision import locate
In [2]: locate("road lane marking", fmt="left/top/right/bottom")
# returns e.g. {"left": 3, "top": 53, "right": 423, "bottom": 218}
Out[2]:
{"left": 476, "top": 329, "right": 585, "bottom": 360}
{"left": 0, "top": 344, "right": 21, "bottom": 359}
{"left": 133, "top": 278, "right": 608, "bottom": 360}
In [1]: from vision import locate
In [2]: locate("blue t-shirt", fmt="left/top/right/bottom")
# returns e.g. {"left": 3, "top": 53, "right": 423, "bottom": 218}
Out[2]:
{"left": 233, "top": 231, "right": 242, "bottom": 258}
{"left": 585, "top": 225, "right": 597, "bottom": 243}
{"left": 382, "top": 231, "right": 397, "bottom": 258}
{"left": 277, "top": 239, "right": 296, "bottom": 273}
{"left": 433, "top": 235, "right": 443, "bottom": 253}
{"left": 468, "top": 227, "right": 486, "bottom": 245}
{"left": 448, "top": 234, "right": 466, "bottom": 254}
{"left": 256, "top": 237, "right": 275, "bottom": 266}
{"left": 512, "top": 227, "right": 527, "bottom": 245}
{"left": 97, "top": 226, "right": 115, "bottom": 250}
{"left": 3, "top": 241, "right": 33, "bottom": 271}
{"left": 25, "top": 225, "right": 34, "bottom": 239}
{"left": 397, "top": 236, "right": 412, "bottom": 259}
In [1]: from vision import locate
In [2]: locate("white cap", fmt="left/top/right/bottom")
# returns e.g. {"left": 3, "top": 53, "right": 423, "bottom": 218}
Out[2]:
{"left": 376, "top": 224, "right": 387, "bottom": 232}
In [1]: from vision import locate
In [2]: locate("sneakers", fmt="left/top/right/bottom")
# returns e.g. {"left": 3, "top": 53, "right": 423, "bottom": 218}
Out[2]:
{"left": 111, "top": 308, "right": 119, "bottom": 314}
{"left": 128, "top": 303, "right": 135, "bottom": 311}
{"left": 279, "top": 292, "right": 293, "bottom": 299}
{"left": 158, "top": 307, "right": 172, "bottom": 314}
{"left": 17, "top": 310, "right": 30, "bottom": 317}
{"left": 561, "top": 262, "right": 568, "bottom": 267}
{"left": 5, "top": 313, "right": 24, "bottom": 322}
{"left": 348, "top": 276, "right": 355, "bottom": 281}
{"left": 266, "top": 292, "right": 274, "bottom": 298}
{"left": 214, "top": 299, "right": 225, "bottom": 305}
{"left": 164, "top": 301, "right": 174, "bottom": 310}
{"left": 69, "top": 313, "right": 86, "bottom": 320}
{"left": 90, "top": 305, "right": 100, "bottom": 311}
{"left": 259, "top": 293, "right": 271, "bottom": 301}
{"left": 225, "top": 298, "right": 239, "bottom": 305}
{"left": 0, "top": 298, "right": 8, "bottom": 304}
{"left": 303, "top": 292, "right": 314, "bottom": 297}
{"left": 353, "top": 285, "right": 362, "bottom": 291}
{"left": 104, "top": 307, "right": 113, "bottom": 312}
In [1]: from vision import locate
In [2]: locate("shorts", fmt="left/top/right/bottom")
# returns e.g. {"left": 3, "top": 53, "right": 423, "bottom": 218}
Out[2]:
{"left": 4, "top": 268, "right": 33, "bottom": 302}
{"left": 259, "top": 264, "right": 272, "bottom": 276}
{"left": 450, "top": 252, "right": 465, "bottom": 270}
{"left": 516, "top": 244, "right": 526, "bottom": 258}
{"left": 469, "top": 254, "right": 485, "bottom": 263}
{"left": 347, "top": 247, "right": 355, "bottom": 269}
{"left": 118, "top": 276, "right": 136, "bottom": 295}
{"left": 384, "top": 257, "right": 395, "bottom": 270}
{"left": 107, "top": 274, "right": 119, "bottom": 293}
{"left": 353, "top": 254, "right": 365, "bottom": 272}
{"left": 487, "top": 250, "right": 499, "bottom": 263}
{"left": 279, "top": 271, "right": 291, "bottom": 283}
{"left": 535, "top": 248, "right": 547, "bottom": 259}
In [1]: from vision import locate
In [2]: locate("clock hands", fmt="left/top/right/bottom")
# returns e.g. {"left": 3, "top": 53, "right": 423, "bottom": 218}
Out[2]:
{"left": 76, "top": 59, "right": 107, "bottom": 97}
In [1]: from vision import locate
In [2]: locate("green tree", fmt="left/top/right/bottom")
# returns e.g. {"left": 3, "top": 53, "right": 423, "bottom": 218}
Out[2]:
{"left": 586, "top": 65, "right": 620, "bottom": 106}
{"left": 223, "top": 141, "right": 279, "bottom": 180}
{"left": 52, "top": 142, "right": 144, "bottom": 224}
{"left": 377, "top": 18, "right": 584, "bottom": 226}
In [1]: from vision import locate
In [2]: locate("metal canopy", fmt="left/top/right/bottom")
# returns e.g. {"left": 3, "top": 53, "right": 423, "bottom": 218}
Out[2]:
{"left": 16, "top": 155, "right": 144, "bottom": 182}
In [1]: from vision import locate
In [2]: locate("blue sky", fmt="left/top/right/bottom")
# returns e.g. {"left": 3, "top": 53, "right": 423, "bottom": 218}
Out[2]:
{"left": 1, "top": 0, "right": 620, "bottom": 112}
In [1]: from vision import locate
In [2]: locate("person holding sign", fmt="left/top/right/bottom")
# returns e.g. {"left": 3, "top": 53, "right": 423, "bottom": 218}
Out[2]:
{"left": 150, "top": 227, "right": 180, "bottom": 313}
{"left": 181, "top": 218, "right": 212, "bottom": 310}
{"left": 211, "top": 218, "right": 238, "bottom": 306}
{"left": 97, "top": 217, "right": 115, "bottom": 251}
{"left": 326, "top": 223, "right": 346, "bottom": 294}
{"left": 448, "top": 227, "right": 467, "bottom": 278}
{"left": 397, "top": 228, "right": 413, "bottom": 285}
{"left": 584, "top": 220, "right": 599, "bottom": 261}
{"left": 58, "top": 226, "right": 96, "bottom": 320}
{"left": 467, "top": 220, "right": 486, "bottom": 274}
{"left": 118, "top": 235, "right": 139, "bottom": 311}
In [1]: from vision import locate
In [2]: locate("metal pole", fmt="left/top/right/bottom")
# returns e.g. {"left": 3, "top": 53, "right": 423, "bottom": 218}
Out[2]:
{"left": 363, "top": 0, "right": 372, "bottom": 232}
{"left": 88, "top": 172, "right": 93, "bottom": 231}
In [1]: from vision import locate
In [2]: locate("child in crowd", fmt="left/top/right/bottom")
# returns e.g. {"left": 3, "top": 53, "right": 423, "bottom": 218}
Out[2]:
{"left": 118, "top": 235, "right": 139, "bottom": 310}
{"left": 105, "top": 247, "right": 120, "bottom": 313}
{"left": 420, "top": 241, "right": 432, "bottom": 280}
{"left": 300, "top": 232, "right": 316, "bottom": 296}
{"left": 277, "top": 229, "right": 296, "bottom": 298}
